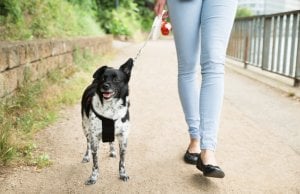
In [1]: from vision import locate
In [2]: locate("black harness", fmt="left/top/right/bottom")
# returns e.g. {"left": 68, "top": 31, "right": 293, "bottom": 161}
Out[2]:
{"left": 91, "top": 106, "right": 116, "bottom": 142}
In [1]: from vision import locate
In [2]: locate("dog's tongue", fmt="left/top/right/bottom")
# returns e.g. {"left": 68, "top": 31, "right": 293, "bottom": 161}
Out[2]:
{"left": 103, "top": 92, "right": 113, "bottom": 99}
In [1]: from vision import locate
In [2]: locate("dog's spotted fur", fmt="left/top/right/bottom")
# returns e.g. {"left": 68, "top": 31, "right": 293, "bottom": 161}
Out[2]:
{"left": 81, "top": 58, "right": 133, "bottom": 185}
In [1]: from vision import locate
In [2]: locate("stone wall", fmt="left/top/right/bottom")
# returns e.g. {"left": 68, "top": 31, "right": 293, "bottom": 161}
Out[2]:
{"left": 0, "top": 36, "right": 112, "bottom": 98}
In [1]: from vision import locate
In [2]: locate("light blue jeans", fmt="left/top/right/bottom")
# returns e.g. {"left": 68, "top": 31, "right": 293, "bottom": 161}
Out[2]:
{"left": 167, "top": 0, "right": 237, "bottom": 151}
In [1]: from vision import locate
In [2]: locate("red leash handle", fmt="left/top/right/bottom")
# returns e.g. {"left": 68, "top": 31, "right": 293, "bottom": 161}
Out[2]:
{"left": 161, "top": 20, "right": 172, "bottom": 36}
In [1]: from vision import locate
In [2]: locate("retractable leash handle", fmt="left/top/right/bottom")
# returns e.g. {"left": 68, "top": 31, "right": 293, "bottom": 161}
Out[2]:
{"left": 151, "top": 11, "right": 164, "bottom": 40}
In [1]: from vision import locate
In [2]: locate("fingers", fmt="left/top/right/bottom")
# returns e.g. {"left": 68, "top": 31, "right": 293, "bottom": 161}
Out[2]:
{"left": 154, "top": 0, "right": 167, "bottom": 16}
{"left": 162, "top": 11, "right": 169, "bottom": 20}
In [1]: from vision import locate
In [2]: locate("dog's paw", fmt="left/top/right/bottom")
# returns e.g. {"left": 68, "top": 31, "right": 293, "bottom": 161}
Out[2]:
{"left": 120, "top": 174, "right": 129, "bottom": 182}
{"left": 109, "top": 151, "right": 116, "bottom": 158}
{"left": 85, "top": 170, "right": 99, "bottom": 185}
{"left": 81, "top": 156, "right": 90, "bottom": 163}
{"left": 85, "top": 178, "right": 97, "bottom": 185}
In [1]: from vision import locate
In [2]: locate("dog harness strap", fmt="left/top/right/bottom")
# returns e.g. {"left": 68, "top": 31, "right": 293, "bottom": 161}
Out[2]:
{"left": 91, "top": 106, "right": 115, "bottom": 143}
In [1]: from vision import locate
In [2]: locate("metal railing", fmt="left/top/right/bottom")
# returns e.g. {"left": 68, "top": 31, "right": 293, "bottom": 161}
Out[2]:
{"left": 227, "top": 10, "right": 300, "bottom": 86}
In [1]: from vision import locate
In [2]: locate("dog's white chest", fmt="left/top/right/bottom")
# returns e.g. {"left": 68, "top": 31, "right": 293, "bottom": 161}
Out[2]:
{"left": 92, "top": 94, "right": 128, "bottom": 120}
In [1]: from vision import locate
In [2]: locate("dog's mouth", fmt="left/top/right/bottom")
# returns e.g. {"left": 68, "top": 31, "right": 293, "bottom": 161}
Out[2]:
{"left": 102, "top": 91, "right": 115, "bottom": 100}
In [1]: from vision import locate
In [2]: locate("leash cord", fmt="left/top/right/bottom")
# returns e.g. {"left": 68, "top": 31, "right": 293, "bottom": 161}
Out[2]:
{"left": 133, "top": 14, "right": 163, "bottom": 63}
{"left": 132, "top": 30, "right": 153, "bottom": 63}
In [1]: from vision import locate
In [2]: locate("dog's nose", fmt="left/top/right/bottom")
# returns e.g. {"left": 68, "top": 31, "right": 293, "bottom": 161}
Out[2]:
{"left": 102, "top": 83, "right": 110, "bottom": 90}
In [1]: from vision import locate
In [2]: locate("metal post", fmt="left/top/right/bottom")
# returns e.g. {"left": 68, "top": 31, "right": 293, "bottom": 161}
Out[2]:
{"left": 276, "top": 16, "right": 284, "bottom": 73}
{"left": 294, "top": 13, "right": 300, "bottom": 87}
{"left": 270, "top": 16, "right": 277, "bottom": 71}
{"left": 244, "top": 35, "right": 249, "bottom": 68}
{"left": 256, "top": 18, "right": 262, "bottom": 67}
{"left": 262, "top": 16, "right": 271, "bottom": 70}
{"left": 290, "top": 13, "right": 297, "bottom": 77}
{"left": 252, "top": 19, "right": 257, "bottom": 66}
{"left": 283, "top": 14, "right": 290, "bottom": 75}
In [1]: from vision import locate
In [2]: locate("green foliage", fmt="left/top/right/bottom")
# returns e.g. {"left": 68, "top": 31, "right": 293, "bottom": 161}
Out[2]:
{"left": 0, "top": 0, "right": 103, "bottom": 40}
{"left": 236, "top": 7, "right": 253, "bottom": 18}
{"left": 0, "top": 79, "right": 45, "bottom": 165}
{"left": 35, "top": 153, "right": 52, "bottom": 168}
{"left": 0, "top": 111, "right": 15, "bottom": 165}
{"left": 96, "top": 0, "right": 154, "bottom": 36}
{"left": 73, "top": 48, "right": 97, "bottom": 72}
{"left": 17, "top": 143, "right": 52, "bottom": 168}
{"left": 97, "top": 1, "right": 140, "bottom": 36}
{"left": 134, "top": 0, "right": 155, "bottom": 31}
{"left": 0, "top": 0, "right": 155, "bottom": 40}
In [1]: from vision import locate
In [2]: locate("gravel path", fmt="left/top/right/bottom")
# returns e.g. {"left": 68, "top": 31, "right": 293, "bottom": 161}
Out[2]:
{"left": 1, "top": 39, "right": 299, "bottom": 194}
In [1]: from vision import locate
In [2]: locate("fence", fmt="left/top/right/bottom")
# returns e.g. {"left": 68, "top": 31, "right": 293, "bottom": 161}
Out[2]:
{"left": 227, "top": 10, "right": 300, "bottom": 86}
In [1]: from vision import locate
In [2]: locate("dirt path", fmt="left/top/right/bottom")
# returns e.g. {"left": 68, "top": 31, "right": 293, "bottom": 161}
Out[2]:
{"left": 1, "top": 39, "right": 300, "bottom": 193}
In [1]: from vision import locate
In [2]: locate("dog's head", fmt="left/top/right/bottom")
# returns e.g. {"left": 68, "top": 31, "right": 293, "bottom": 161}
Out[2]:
{"left": 92, "top": 58, "right": 134, "bottom": 103}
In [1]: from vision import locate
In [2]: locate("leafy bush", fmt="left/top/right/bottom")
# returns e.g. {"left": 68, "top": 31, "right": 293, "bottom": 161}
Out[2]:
{"left": 236, "top": 7, "right": 253, "bottom": 18}
{"left": 96, "top": 0, "right": 154, "bottom": 36}
{"left": 135, "top": 0, "right": 155, "bottom": 31}
{"left": 0, "top": 0, "right": 103, "bottom": 40}
{"left": 0, "top": 0, "right": 155, "bottom": 40}
{"left": 97, "top": 0, "right": 139, "bottom": 36}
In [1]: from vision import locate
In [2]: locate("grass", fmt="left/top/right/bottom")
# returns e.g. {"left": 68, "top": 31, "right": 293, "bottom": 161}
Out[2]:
{"left": 0, "top": 48, "right": 113, "bottom": 167}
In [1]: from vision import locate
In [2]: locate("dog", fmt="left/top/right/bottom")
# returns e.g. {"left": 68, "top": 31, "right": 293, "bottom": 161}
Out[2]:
{"left": 81, "top": 58, "right": 133, "bottom": 185}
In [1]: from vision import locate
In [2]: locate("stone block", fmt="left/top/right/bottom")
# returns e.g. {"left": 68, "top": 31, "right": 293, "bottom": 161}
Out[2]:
{"left": 18, "top": 44, "right": 27, "bottom": 65}
{"left": 64, "top": 53, "right": 73, "bottom": 67}
{"left": 7, "top": 46, "right": 20, "bottom": 69}
{"left": 2, "top": 68, "right": 18, "bottom": 95}
{"left": 27, "top": 43, "right": 39, "bottom": 62}
{"left": 38, "top": 41, "right": 51, "bottom": 59}
{"left": 64, "top": 40, "right": 73, "bottom": 52}
{"left": 26, "top": 62, "right": 39, "bottom": 82}
{"left": 0, "top": 73, "right": 4, "bottom": 97}
{"left": 57, "top": 55, "right": 64, "bottom": 68}
{"left": 0, "top": 47, "right": 8, "bottom": 72}
{"left": 51, "top": 40, "right": 65, "bottom": 56}
{"left": 16, "top": 65, "right": 26, "bottom": 87}
{"left": 46, "top": 56, "right": 58, "bottom": 73}
{"left": 36, "top": 60, "right": 48, "bottom": 78}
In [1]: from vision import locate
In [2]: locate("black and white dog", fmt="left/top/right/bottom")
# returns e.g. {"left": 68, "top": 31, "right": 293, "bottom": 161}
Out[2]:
{"left": 81, "top": 58, "right": 133, "bottom": 185}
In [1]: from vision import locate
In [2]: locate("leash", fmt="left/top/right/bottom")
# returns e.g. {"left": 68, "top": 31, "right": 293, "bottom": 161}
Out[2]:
{"left": 132, "top": 29, "right": 154, "bottom": 63}
{"left": 132, "top": 13, "right": 165, "bottom": 63}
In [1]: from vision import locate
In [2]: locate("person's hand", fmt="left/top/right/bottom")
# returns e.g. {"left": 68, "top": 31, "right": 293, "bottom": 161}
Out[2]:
{"left": 154, "top": 0, "right": 167, "bottom": 16}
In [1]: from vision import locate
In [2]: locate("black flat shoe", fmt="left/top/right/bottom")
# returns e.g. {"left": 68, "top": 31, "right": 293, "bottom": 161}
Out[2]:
{"left": 196, "top": 154, "right": 225, "bottom": 178}
{"left": 184, "top": 150, "right": 199, "bottom": 165}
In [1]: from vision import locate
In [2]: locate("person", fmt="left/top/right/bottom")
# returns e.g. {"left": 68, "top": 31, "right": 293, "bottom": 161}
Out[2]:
{"left": 154, "top": 0, "right": 237, "bottom": 178}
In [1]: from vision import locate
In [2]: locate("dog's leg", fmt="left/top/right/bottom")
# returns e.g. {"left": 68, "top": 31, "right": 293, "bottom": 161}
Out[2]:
{"left": 85, "top": 135, "right": 100, "bottom": 185}
{"left": 82, "top": 116, "right": 90, "bottom": 163}
{"left": 117, "top": 133, "right": 129, "bottom": 181}
{"left": 82, "top": 135, "right": 91, "bottom": 163}
{"left": 85, "top": 116, "right": 101, "bottom": 185}
{"left": 109, "top": 142, "right": 116, "bottom": 158}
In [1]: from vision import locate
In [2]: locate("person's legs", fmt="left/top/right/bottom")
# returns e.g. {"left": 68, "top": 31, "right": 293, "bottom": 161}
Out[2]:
{"left": 199, "top": 0, "right": 237, "bottom": 164}
{"left": 167, "top": 0, "right": 203, "bottom": 153}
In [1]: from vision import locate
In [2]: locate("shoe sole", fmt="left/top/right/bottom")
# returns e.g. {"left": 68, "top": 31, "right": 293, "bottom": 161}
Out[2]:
{"left": 203, "top": 171, "right": 225, "bottom": 178}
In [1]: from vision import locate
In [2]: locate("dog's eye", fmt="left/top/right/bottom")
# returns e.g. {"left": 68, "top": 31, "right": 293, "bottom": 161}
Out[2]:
{"left": 113, "top": 77, "right": 120, "bottom": 82}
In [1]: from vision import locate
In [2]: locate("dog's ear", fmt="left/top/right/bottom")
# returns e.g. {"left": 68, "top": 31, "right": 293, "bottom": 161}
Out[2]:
{"left": 93, "top": 66, "right": 108, "bottom": 80}
{"left": 119, "top": 58, "right": 134, "bottom": 82}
